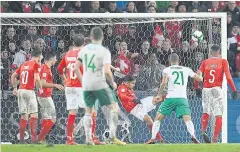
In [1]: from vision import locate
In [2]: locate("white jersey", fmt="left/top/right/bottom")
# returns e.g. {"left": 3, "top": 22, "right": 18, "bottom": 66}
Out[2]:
{"left": 78, "top": 43, "right": 111, "bottom": 91}
{"left": 164, "top": 65, "right": 196, "bottom": 99}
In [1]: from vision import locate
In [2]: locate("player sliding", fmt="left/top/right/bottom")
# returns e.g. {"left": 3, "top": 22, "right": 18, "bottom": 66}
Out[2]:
{"left": 11, "top": 50, "right": 43, "bottom": 144}
{"left": 37, "top": 52, "right": 64, "bottom": 143}
{"left": 196, "top": 45, "right": 237, "bottom": 143}
{"left": 146, "top": 53, "right": 203, "bottom": 144}
{"left": 117, "top": 75, "right": 164, "bottom": 143}
{"left": 74, "top": 27, "right": 126, "bottom": 145}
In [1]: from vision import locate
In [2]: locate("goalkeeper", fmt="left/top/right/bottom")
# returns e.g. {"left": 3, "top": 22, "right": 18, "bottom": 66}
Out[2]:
{"left": 117, "top": 75, "right": 164, "bottom": 143}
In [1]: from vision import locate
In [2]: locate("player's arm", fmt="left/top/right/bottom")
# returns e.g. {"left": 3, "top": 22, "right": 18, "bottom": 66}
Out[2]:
{"left": 110, "top": 65, "right": 120, "bottom": 72}
{"left": 73, "top": 58, "right": 82, "bottom": 82}
{"left": 11, "top": 68, "right": 20, "bottom": 96}
{"left": 40, "top": 70, "right": 64, "bottom": 91}
{"left": 34, "top": 64, "right": 42, "bottom": 91}
{"left": 104, "top": 50, "right": 117, "bottom": 90}
{"left": 222, "top": 59, "right": 237, "bottom": 99}
{"left": 57, "top": 57, "right": 66, "bottom": 84}
{"left": 154, "top": 72, "right": 168, "bottom": 104}
{"left": 192, "top": 73, "right": 203, "bottom": 82}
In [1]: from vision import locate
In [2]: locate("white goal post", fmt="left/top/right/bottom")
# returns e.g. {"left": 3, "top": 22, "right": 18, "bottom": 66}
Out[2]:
{"left": 1, "top": 13, "right": 228, "bottom": 143}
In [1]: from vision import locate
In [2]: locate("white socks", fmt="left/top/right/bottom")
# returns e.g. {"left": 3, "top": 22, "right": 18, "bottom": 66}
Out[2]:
{"left": 185, "top": 120, "right": 195, "bottom": 138}
{"left": 151, "top": 120, "right": 161, "bottom": 139}
{"left": 109, "top": 111, "right": 118, "bottom": 138}
{"left": 83, "top": 113, "right": 92, "bottom": 142}
{"left": 74, "top": 117, "right": 84, "bottom": 134}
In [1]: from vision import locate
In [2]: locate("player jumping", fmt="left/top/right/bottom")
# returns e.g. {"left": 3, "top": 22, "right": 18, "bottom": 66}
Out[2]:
{"left": 74, "top": 27, "right": 126, "bottom": 145}
{"left": 195, "top": 45, "right": 237, "bottom": 143}
{"left": 11, "top": 50, "right": 43, "bottom": 144}
{"left": 37, "top": 52, "right": 64, "bottom": 143}
{"left": 146, "top": 53, "right": 203, "bottom": 144}
{"left": 117, "top": 75, "right": 164, "bottom": 143}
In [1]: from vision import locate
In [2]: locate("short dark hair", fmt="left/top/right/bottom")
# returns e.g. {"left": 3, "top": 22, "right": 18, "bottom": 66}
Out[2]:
{"left": 31, "top": 49, "right": 42, "bottom": 57}
{"left": 44, "top": 51, "right": 56, "bottom": 61}
{"left": 73, "top": 34, "right": 84, "bottom": 47}
{"left": 211, "top": 44, "right": 220, "bottom": 52}
{"left": 91, "top": 27, "right": 104, "bottom": 41}
{"left": 84, "top": 37, "right": 92, "bottom": 45}
{"left": 169, "top": 53, "right": 179, "bottom": 62}
{"left": 123, "top": 75, "right": 135, "bottom": 82}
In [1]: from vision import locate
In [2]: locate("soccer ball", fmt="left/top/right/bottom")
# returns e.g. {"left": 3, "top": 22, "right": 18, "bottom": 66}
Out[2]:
{"left": 102, "top": 129, "right": 112, "bottom": 144}
{"left": 192, "top": 30, "right": 204, "bottom": 43}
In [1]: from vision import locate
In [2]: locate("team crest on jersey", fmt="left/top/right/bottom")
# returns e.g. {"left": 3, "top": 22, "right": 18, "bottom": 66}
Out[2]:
{"left": 121, "top": 88, "right": 126, "bottom": 92}
{"left": 43, "top": 73, "right": 47, "bottom": 77}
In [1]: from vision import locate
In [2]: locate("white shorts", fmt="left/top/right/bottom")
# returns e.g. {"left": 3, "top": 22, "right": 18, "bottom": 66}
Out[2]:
{"left": 130, "top": 96, "right": 156, "bottom": 121}
{"left": 17, "top": 89, "right": 38, "bottom": 114}
{"left": 65, "top": 87, "right": 85, "bottom": 110}
{"left": 37, "top": 97, "right": 56, "bottom": 119}
{"left": 202, "top": 87, "right": 224, "bottom": 116}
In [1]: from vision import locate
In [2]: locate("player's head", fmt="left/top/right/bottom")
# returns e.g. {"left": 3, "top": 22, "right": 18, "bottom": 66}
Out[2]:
{"left": 31, "top": 49, "right": 43, "bottom": 63}
{"left": 210, "top": 44, "right": 221, "bottom": 57}
{"left": 123, "top": 75, "right": 136, "bottom": 89}
{"left": 169, "top": 53, "right": 179, "bottom": 65}
{"left": 90, "top": 27, "right": 104, "bottom": 43}
{"left": 73, "top": 34, "right": 85, "bottom": 47}
{"left": 84, "top": 37, "right": 92, "bottom": 46}
{"left": 44, "top": 51, "right": 57, "bottom": 66}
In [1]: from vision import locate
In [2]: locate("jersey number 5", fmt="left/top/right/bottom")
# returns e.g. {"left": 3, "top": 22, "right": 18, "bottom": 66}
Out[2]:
{"left": 67, "top": 63, "right": 77, "bottom": 79}
{"left": 21, "top": 71, "right": 29, "bottom": 84}
{"left": 172, "top": 71, "right": 184, "bottom": 85}
{"left": 209, "top": 70, "right": 215, "bottom": 83}
{"left": 84, "top": 54, "right": 96, "bottom": 72}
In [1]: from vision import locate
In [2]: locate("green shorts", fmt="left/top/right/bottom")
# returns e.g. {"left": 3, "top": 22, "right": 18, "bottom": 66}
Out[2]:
{"left": 83, "top": 87, "right": 117, "bottom": 108}
{"left": 158, "top": 98, "right": 191, "bottom": 119}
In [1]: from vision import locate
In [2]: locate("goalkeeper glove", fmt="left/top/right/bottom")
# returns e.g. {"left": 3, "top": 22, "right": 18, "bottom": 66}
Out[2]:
{"left": 232, "top": 91, "right": 237, "bottom": 100}
{"left": 133, "top": 99, "right": 141, "bottom": 104}
{"left": 196, "top": 89, "right": 202, "bottom": 98}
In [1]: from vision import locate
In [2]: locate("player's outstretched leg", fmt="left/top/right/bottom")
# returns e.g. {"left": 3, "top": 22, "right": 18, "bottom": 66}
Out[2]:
{"left": 201, "top": 113, "right": 211, "bottom": 143}
{"left": 108, "top": 103, "right": 126, "bottom": 145}
{"left": 145, "top": 112, "right": 165, "bottom": 144}
{"left": 143, "top": 114, "right": 164, "bottom": 143}
{"left": 38, "top": 119, "right": 55, "bottom": 143}
{"left": 212, "top": 115, "right": 222, "bottom": 143}
{"left": 183, "top": 115, "right": 200, "bottom": 144}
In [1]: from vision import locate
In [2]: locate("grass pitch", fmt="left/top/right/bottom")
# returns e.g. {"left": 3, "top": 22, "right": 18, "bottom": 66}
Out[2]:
{"left": 2, "top": 144, "right": 240, "bottom": 152}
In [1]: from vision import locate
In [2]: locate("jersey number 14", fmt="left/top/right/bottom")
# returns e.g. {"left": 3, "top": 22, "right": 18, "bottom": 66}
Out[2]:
{"left": 84, "top": 54, "right": 96, "bottom": 72}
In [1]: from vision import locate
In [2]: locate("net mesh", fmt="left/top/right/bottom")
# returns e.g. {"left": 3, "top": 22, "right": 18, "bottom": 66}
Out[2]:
{"left": 1, "top": 16, "right": 222, "bottom": 144}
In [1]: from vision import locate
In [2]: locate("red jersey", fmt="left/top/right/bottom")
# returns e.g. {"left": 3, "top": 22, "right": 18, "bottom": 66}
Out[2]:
{"left": 117, "top": 83, "right": 137, "bottom": 112}
{"left": 57, "top": 48, "right": 83, "bottom": 87}
{"left": 199, "top": 58, "right": 236, "bottom": 91}
{"left": 38, "top": 64, "right": 53, "bottom": 97}
{"left": 15, "top": 60, "right": 41, "bottom": 90}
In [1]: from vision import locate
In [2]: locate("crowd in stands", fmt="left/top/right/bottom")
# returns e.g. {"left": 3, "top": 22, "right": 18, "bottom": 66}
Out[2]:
{"left": 1, "top": 1, "right": 240, "bottom": 92}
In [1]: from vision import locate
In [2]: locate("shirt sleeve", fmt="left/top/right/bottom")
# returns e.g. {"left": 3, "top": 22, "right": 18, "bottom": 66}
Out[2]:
{"left": 188, "top": 68, "right": 196, "bottom": 78}
{"left": 222, "top": 59, "right": 236, "bottom": 91}
{"left": 34, "top": 63, "right": 41, "bottom": 74}
{"left": 57, "top": 55, "right": 66, "bottom": 75}
{"left": 103, "top": 49, "right": 111, "bottom": 64}
{"left": 199, "top": 60, "right": 205, "bottom": 73}
{"left": 15, "top": 65, "right": 21, "bottom": 75}
{"left": 162, "top": 68, "right": 168, "bottom": 76}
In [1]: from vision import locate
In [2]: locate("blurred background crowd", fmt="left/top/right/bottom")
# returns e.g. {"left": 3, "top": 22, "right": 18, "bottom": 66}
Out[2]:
{"left": 1, "top": 1, "right": 240, "bottom": 92}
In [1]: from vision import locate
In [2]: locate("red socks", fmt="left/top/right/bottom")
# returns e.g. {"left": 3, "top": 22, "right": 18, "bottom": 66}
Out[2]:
{"left": 41, "top": 119, "right": 48, "bottom": 129}
{"left": 29, "top": 117, "right": 38, "bottom": 143}
{"left": 67, "top": 114, "right": 76, "bottom": 140}
{"left": 38, "top": 120, "right": 55, "bottom": 141}
{"left": 148, "top": 124, "right": 163, "bottom": 141}
{"left": 201, "top": 113, "right": 209, "bottom": 132}
{"left": 92, "top": 112, "right": 97, "bottom": 138}
{"left": 213, "top": 116, "right": 222, "bottom": 140}
{"left": 19, "top": 119, "right": 27, "bottom": 141}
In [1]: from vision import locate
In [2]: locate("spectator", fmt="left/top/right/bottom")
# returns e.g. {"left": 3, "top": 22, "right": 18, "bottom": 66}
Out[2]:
{"left": 147, "top": 5, "right": 157, "bottom": 13}
{"left": 112, "top": 37, "right": 122, "bottom": 55}
{"left": 146, "top": 1, "right": 158, "bottom": 12}
{"left": 1, "top": 48, "right": 10, "bottom": 90}
{"left": 34, "top": 1, "right": 52, "bottom": 13}
{"left": 56, "top": 39, "right": 66, "bottom": 59}
{"left": 12, "top": 40, "right": 32, "bottom": 68}
{"left": 167, "top": 5, "right": 176, "bottom": 13}
{"left": 23, "top": 26, "right": 39, "bottom": 45}
{"left": 223, "top": 1, "right": 240, "bottom": 22}
{"left": 42, "top": 26, "right": 59, "bottom": 52}
{"left": 51, "top": 1, "right": 69, "bottom": 13}
{"left": 68, "top": 1, "right": 82, "bottom": 13}
{"left": 188, "top": 1, "right": 207, "bottom": 12}
{"left": 139, "top": 40, "right": 154, "bottom": 62}
{"left": 207, "top": 1, "right": 221, "bottom": 12}
{"left": 164, "top": 20, "right": 182, "bottom": 49}
{"left": 8, "top": 42, "right": 18, "bottom": 57}
{"left": 107, "top": 1, "right": 122, "bottom": 13}
{"left": 136, "top": 53, "right": 165, "bottom": 91}
{"left": 227, "top": 12, "right": 233, "bottom": 38}
{"left": 1, "top": 1, "right": 9, "bottom": 12}
{"left": 170, "top": 1, "right": 179, "bottom": 8}
{"left": 88, "top": 1, "right": 106, "bottom": 13}
{"left": 194, "top": 40, "right": 209, "bottom": 59}
{"left": 124, "top": 1, "right": 138, "bottom": 13}
{"left": 156, "top": 39, "right": 174, "bottom": 66}
{"left": 124, "top": 25, "right": 141, "bottom": 52}
{"left": 21, "top": 1, "right": 33, "bottom": 13}
{"left": 103, "top": 26, "right": 115, "bottom": 53}
{"left": 176, "top": 3, "right": 187, "bottom": 13}
{"left": 3, "top": 27, "right": 19, "bottom": 47}
{"left": 8, "top": 2, "right": 23, "bottom": 12}
{"left": 178, "top": 41, "right": 193, "bottom": 67}
{"left": 34, "top": 38, "right": 46, "bottom": 54}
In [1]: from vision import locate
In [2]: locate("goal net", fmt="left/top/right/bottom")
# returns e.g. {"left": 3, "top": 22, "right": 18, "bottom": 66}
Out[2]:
{"left": 1, "top": 13, "right": 227, "bottom": 144}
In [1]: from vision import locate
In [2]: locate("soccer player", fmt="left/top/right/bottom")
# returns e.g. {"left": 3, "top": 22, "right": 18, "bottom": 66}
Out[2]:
{"left": 196, "top": 45, "right": 237, "bottom": 143}
{"left": 37, "top": 52, "right": 64, "bottom": 143}
{"left": 146, "top": 53, "right": 203, "bottom": 144}
{"left": 57, "top": 34, "right": 86, "bottom": 145}
{"left": 11, "top": 50, "right": 43, "bottom": 144}
{"left": 74, "top": 27, "right": 126, "bottom": 145}
{"left": 117, "top": 75, "right": 164, "bottom": 143}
